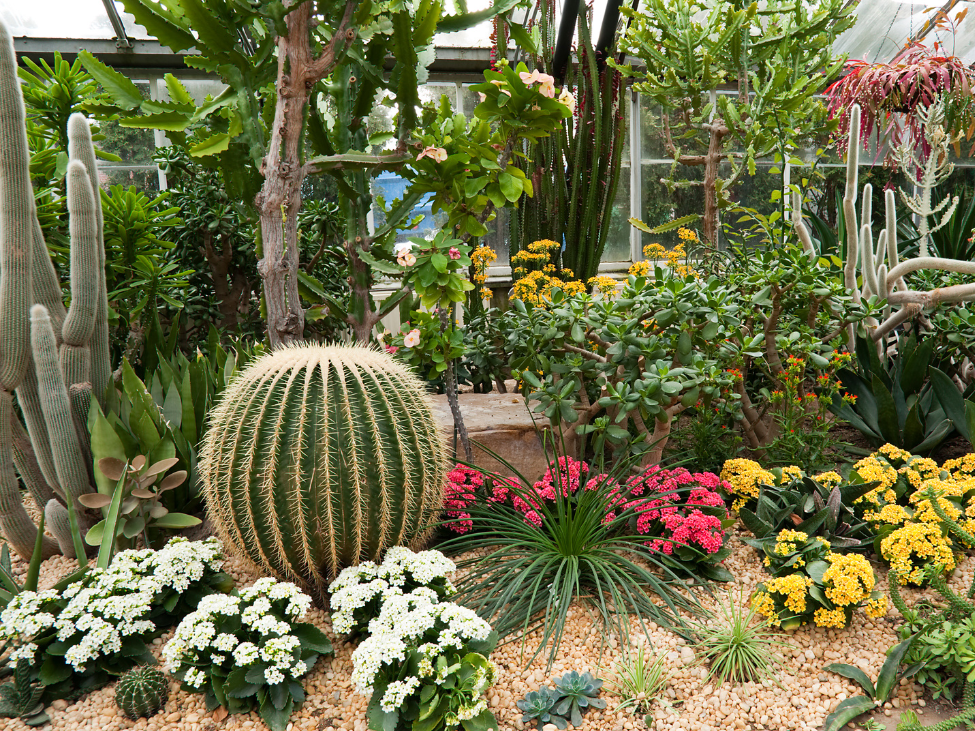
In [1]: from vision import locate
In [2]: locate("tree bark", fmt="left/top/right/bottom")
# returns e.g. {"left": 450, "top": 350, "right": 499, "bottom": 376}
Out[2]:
{"left": 202, "top": 231, "right": 249, "bottom": 331}
{"left": 256, "top": 0, "right": 355, "bottom": 348}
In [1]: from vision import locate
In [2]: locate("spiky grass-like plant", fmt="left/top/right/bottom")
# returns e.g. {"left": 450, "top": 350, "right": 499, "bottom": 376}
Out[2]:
{"left": 690, "top": 588, "right": 785, "bottom": 686}
{"left": 606, "top": 645, "right": 671, "bottom": 717}
{"left": 440, "top": 445, "right": 707, "bottom": 670}
{"left": 199, "top": 343, "right": 448, "bottom": 607}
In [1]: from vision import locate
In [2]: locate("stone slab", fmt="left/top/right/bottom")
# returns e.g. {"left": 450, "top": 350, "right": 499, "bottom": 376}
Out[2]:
{"left": 430, "top": 392, "right": 551, "bottom": 481}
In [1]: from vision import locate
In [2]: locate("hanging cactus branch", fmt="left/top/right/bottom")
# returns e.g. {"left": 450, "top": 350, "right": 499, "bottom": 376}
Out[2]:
{"left": 796, "top": 102, "right": 975, "bottom": 345}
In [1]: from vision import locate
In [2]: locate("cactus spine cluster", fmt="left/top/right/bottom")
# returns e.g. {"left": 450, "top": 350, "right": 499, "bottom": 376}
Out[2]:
{"left": 200, "top": 344, "right": 447, "bottom": 605}
{"left": 114, "top": 666, "right": 169, "bottom": 719}
{"left": 0, "top": 18, "right": 108, "bottom": 560}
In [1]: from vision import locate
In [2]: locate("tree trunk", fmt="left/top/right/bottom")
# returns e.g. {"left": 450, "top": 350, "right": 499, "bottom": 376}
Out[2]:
{"left": 202, "top": 231, "right": 248, "bottom": 331}
{"left": 255, "top": 0, "right": 355, "bottom": 348}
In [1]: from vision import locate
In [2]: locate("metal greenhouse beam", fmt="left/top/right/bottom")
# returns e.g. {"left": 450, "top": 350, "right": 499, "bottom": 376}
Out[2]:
{"left": 99, "top": 0, "right": 133, "bottom": 49}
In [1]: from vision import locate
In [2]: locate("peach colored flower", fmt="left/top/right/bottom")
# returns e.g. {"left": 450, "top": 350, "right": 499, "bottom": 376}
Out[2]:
{"left": 416, "top": 146, "right": 447, "bottom": 163}
{"left": 403, "top": 329, "right": 421, "bottom": 348}
{"left": 537, "top": 73, "right": 556, "bottom": 98}
{"left": 558, "top": 88, "right": 576, "bottom": 114}
{"left": 519, "top": 69, "right": 540, "bottom": 85}
{"left": 397, "top": 252, "right": 416, "bottom": 267}
{"left": 448, "top": 247, "right": 461, "bottom": 260}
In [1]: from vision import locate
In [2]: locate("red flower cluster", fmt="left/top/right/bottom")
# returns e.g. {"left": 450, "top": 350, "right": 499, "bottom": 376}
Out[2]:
{"left": 443, "top": 459, "right": 730, "bottom": 560}
{"left": 444, "top": 464, "right": 514, "bottom": 533}
{"left": 606, "top": 466, "right": 730, "bottom": 555}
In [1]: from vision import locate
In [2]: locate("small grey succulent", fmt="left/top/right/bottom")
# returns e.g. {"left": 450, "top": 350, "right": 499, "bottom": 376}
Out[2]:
{"left": 552, "top": 670, "right": 607, "bottom": 726}
{"left": 516, "top": 686, "right": 566, "bottom": 730}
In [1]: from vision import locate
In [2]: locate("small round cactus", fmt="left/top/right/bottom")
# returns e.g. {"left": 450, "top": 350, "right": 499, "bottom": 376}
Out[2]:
{"left": 114, "top": 665, "right": 168, "bottom": 719}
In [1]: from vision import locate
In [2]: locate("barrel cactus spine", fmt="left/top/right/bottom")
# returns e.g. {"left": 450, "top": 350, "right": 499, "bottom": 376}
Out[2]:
{"left": 200, "top": 344, "right": 448, "bottom": 606}
{"left": 115, "top": 665, "right": 169, "bottom": 719}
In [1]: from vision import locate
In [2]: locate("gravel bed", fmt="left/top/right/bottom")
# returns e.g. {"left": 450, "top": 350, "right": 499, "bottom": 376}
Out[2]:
{"left": 1, "top": 530, "right": 971, "bottom": 731}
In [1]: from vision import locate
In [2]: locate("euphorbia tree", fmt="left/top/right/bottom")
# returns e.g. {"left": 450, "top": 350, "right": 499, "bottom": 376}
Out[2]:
{"left": 613, "top": 0, "right": 852, "bottom": 244}
{"left": 84, "top": 0, "right": 527, "bottom": 346}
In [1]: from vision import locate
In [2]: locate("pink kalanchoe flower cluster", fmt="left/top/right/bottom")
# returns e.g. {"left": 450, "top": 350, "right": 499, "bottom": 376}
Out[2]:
{"left": 443, "top": 465, "right": 513, "bottom": 533}
{"left": 608, "top": 466, "right": 731, "bottom": 555}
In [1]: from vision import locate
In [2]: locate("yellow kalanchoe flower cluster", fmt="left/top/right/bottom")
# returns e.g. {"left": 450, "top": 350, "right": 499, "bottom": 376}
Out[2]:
{"left": 881, "top": 521, "right": 955, "bottom": 585}
{"left": 471, "top": 244, "right": 497, "bottom": 302}
{"left": 813, "top": 607, "right": 847, "bottom": 628}
{"left": 774, "top": 530, "right": 808, "bottom": 556}
{"left": 720, "top": 458, "right": 775, "bottom": 512}
{"left": 587, "top": 275, "right": 618, "bottom": 297}
{"left": 510, "top": 240, "right": 587, "bottom": 306}
{"left": 632, "top": 242, "right": 696, "bottom": 278}
{"left": 763, "top": 574, "right": 813, "bottom": 617}
{"left": 865, "top": 595, "right": 888, "bottom": 618}
{"left": 822, "top": 553, "right": 874, "bottom": 607}
{"left": 815, "top": 471, "right": 843, "bottom": 488}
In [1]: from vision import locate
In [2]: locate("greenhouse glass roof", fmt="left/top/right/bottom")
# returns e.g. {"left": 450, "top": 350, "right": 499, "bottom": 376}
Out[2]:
{"left": 1, "top": 0, "right": 973, "bottom": 67}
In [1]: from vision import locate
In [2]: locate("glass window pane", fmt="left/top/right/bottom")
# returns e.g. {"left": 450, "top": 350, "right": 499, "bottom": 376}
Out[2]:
{"left": 0, "top": 0, "right": 151, "bottom": 39}
{"left": 98, "top": 166, "right": 160, "bottom": 192}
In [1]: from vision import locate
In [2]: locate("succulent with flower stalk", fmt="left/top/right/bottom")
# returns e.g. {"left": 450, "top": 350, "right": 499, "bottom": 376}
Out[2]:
{"left": 199, "top": 344, "right": 447, "bottom": 606}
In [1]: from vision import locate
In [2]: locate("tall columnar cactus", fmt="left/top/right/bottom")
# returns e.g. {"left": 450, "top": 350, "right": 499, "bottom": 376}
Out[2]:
{"left": 793, "top": 102, "right": 975, "bottom": 344}
{"left": 0, "top": 18, "right": 108, "bottom": 560}
{"left": 199, "top": 344, "right": 448, "bottom": 605}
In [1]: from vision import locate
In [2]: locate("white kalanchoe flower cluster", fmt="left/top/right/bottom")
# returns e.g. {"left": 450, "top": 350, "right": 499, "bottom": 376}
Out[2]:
{"left": 163, "top": 578, "right": 313, "bottom": 688}
{"left": 329, "top": 547, "right": 456, "bottom": 635}
{"left": 350, "top": 590, "right": 492, "bottom": 697}
{"left": 334, "top": 548, "right": 496, "bottom": 728}
{"left": 0, "top": 538, "right": 224, "bottom": 671}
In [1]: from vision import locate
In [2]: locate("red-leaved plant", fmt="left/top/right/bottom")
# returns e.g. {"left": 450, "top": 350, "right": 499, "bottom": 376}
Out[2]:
{"left": 826, "top": 21, "right": 975, "bottom": 164}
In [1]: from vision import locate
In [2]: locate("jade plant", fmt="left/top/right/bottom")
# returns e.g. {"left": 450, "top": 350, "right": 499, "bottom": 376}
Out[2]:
{"left": 199, "top": 344, "right": 447, "bottom": 606}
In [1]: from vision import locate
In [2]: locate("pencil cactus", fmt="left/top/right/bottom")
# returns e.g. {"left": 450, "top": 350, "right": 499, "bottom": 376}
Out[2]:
{"left": 0, "top": 17, "right": 107, "bottom": 560}
{"left": 200, "top": 344, "right": 448, "bottom": 605}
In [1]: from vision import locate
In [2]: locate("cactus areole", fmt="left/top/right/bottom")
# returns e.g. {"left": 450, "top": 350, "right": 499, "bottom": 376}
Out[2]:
{"left": 199, "top": 344, "right": 448, "bottom": 605}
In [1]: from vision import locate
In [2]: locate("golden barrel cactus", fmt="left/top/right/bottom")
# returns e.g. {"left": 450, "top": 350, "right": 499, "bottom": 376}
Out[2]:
{"left": 199, "top": 344, "right": 447, "bottom": 604}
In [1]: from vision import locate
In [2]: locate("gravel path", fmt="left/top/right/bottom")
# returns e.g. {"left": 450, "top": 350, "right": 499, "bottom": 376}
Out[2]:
{"left": 1, "top": 529, "right": 970, "bottom": 731}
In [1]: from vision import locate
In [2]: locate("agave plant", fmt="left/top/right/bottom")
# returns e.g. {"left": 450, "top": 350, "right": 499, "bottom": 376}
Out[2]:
{"left": 826, "top": 38, "right": 975, "bottom": 164}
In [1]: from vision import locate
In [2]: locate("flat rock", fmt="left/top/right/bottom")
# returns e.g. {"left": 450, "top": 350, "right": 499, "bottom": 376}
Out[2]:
{"left": 430, "top": 392, "right": 550, "bottom": 480}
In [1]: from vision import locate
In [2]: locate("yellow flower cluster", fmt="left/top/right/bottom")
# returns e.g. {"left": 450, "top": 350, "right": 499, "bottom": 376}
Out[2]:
{"left": 628, "top": 260, "right": 650, "bottom": 277}
{"left": 587, "top": 275, "right": 618, "bottom": 297}
{"left": 781, "top": 465, "right": 804, "bottom": 482}
{"left": 756, "top": 574, "right": 813, "bottom": 624}
{"left": 774, "top": 530, "right": 808, "bottom": 556}
{"left": 881, "top": 522, "right": 955, "bottom": 585}
{"left": 944, "top": 453, "right": 975, "bottom": 478}
{"left": 863, "top": 503, "right": 911, "bottom": 526}
{"left": 813, "top": 607, "right": 847, "bottom": 628}
{"left": 815, "top": 471, "right": 843, "bottom": 487}
{"left": 510, "top": 240, "right": 585, "bottom": 306}
{"left": 677, "top": 226, "right": 698, "bottom": 242}
{"left": 865, "top": 595, "right": 888, "bottom": 618}
{"left": 471, "top": 244, "right": 497, "bottom": 302}
{"left": 511, "top": 271, "right": 585, "bottom": 305}
{"left": 720, "top": 458, "right": 775, "bottom": 511}
{"left": 822, "top": 553, "right": 874, "bottom": 606}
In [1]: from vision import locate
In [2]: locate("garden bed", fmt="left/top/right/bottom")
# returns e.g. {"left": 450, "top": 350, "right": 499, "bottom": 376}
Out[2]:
{"left": 2, "top": 531, "right": 970, "bottom": 731}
